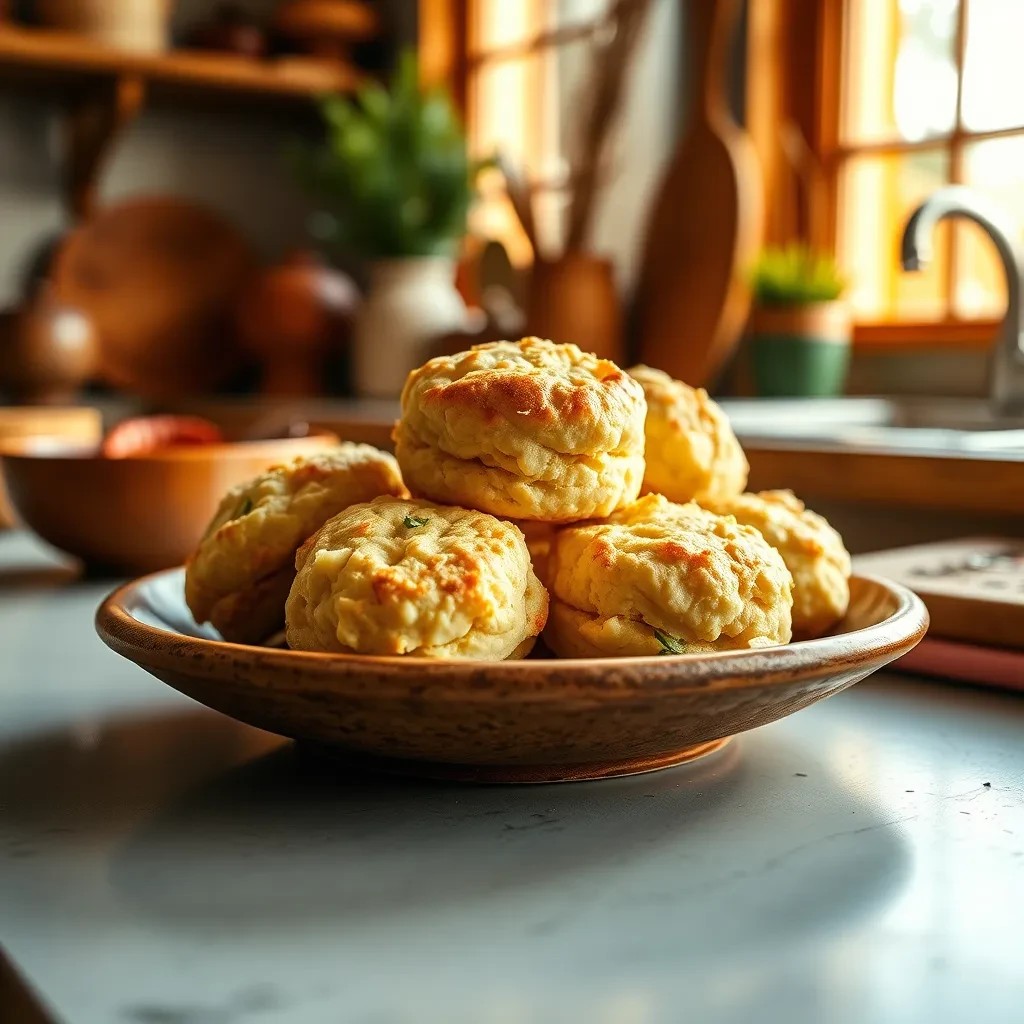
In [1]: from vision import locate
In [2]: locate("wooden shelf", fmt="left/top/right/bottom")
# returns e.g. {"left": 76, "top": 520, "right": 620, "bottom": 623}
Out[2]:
{"left": 0, "top": 24, "right": 359, "bottom": 99}
{"left": 0, "top": 25, "right": 363, "bottom": 219}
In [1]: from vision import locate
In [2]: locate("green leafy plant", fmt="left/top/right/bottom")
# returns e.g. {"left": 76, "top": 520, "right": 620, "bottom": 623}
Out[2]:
{"left": 292, "top": 51, "right": 486, "bottom": 260}
{"left": 750, "top": 244, "right": 847, "bottom": 306}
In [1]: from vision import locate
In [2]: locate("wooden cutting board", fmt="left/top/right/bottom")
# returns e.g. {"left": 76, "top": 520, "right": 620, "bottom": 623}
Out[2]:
{"left": 854, "top": 537, "right": 1024, "bottom": 651}
{"left": 634, "top": 0, "right": 762, "bottom": 387}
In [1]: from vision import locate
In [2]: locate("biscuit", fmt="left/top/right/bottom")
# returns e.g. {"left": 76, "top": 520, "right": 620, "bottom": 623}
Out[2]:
{"left": 185, "top": 445, "right": 407, "bottom": 643}
{"left": 512, "top": 519, "right": 555, "bottom": 586}
{"left": 394, "top": 338, "right": 647, "bottom": 522}
{"left": 628, "top": 365, "right": 748, "bottom": 503}
{"left": 700, "top": 490, "right": 851, "bottom": 638}
{"left": 544, "top": 494, "right": 793, "bottom": 658}
{"left": 285, "top": 497, "right": 549, "bottom": 659}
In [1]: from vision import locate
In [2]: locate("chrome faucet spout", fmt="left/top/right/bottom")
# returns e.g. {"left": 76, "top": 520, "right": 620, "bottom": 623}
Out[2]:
{"left": 901, "top": 186, "right": 1024, "bottom": 415}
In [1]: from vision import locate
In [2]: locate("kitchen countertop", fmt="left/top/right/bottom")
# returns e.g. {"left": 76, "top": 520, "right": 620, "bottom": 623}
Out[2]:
{"left": 1, "top": 531, "right": 1022, "bottom": 1024}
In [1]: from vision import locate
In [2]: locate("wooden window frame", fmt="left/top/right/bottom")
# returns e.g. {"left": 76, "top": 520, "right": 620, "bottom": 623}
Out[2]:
{"left": 747, "top": 0, "right": 1006, "bottom": 350}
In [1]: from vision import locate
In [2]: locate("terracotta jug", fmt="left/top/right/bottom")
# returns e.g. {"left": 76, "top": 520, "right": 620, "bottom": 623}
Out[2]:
{"left": 526, "top": 253, "right": 623, "bottom": 361}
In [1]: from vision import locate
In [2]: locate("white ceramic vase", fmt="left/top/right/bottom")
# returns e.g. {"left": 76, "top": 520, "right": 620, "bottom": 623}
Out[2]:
{"left": 353, "top": 257, "right": 467, "bottom": 398}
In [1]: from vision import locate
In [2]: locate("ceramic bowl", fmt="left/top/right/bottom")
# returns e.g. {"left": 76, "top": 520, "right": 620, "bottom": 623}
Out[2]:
{"left": 0, "top": 406, "right": 102, "bottom": 528}
{"left": 0, "top": 432, "right": 337, "bottom": 574}
{"left": 96, "top": 571, "right": 928, "bottom": 783}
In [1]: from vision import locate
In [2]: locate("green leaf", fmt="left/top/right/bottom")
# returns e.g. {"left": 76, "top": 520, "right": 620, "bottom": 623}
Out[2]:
{"left": 288, "top": 48, "right": 473, "bottom": 259}
{"left": 652, "top": 627, "right": 688, "bottom": 656}
{"left": 749, "top": 243, "right": 846, "bottom": 306}
{"left": 403, "top": 515, "right": 429, "bottom": 528}
{"left": 235, "top": 497, "right": 253, "bottom": 519}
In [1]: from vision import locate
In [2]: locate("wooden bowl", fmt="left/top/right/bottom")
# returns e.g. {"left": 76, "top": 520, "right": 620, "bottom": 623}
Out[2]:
{"left": 0, "top": 406, "right": 102, "bottom": 528}
{"left": 96, "top": 573, "right": 928, "bottom": 783}
{"left": 0, "top": 432, "right": 337, "bottom": 574}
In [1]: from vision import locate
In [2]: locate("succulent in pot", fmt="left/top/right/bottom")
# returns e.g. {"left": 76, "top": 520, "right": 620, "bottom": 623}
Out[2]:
{"left": 748, "top": 244, "right": 850, "bottom": 398}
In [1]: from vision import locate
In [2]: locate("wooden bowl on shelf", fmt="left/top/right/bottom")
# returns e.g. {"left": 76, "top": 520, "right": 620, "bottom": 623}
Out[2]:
{"left": 271, "top": 0, "right": 379, "bottom": 60}
{"left": 0, "top": 430, "right": 337, "bottom": 574}
{"left": 96, "top": 573, "right": 928, "bottom": 783}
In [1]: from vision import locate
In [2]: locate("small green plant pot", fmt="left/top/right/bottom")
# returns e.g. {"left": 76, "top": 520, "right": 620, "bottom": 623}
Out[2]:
{"left": 749, "top": 301, "right": 851, "bottom": 398}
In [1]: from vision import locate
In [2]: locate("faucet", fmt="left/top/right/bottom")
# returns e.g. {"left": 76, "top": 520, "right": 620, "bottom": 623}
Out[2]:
{"left": 901, "top": 186, "right": 1024, "bottom": 416}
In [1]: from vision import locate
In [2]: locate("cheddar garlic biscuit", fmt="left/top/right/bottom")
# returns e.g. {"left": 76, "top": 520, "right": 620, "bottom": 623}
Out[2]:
{"left": 628, "top": 365, "right": 748, "bottom": 503}
{"left": 512, "top": 519, "right": 555, "bottom": 586}
{"left": 285, "top": 497, "right": 548, "bottom": 659}
{"left": 394, "top": 338, "right": 647, "bottom": 522}
{"left": 544, "top": 494, "right": 793, "bottom": 658}
{"left": 185, "top": 445, "right": 407, "bottom": 644}
{"left": 700, "top": 490, "right": 851, "bottom": 638}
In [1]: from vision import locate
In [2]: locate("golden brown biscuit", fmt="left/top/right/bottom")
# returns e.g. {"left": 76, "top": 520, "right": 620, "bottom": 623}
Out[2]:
{"left": 544, "top": 494, "right": 793, "bottom": 658}
{"left": 394, "top": 338, "right": 647, "bottom": 522}
{"left": 185, "top": 445, "right": 407, "bottom": 644}
{"left": 512, "top": 519, "right": 555, "bottom": 586}
{"left": 285, "top": 497, "right": 548, "bottom": 659}
{"left": 628, "top": 365, "right": 748, "bottom": 503}
{"left": 700, "top": 490, "right": 851, "bottom": 638}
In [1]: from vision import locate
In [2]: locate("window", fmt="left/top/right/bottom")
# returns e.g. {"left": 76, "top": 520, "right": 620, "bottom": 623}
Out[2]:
{"left": 829, "top": 0, "right": 1024, "bottom": 339}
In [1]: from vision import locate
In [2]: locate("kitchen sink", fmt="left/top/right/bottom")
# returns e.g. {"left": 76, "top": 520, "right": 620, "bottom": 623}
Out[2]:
{"left": 719, "top": 397, "right": 1024, "bottom": 453}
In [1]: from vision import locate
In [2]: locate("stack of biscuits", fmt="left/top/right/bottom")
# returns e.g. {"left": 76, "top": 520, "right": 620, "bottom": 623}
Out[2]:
{"left": 185, "top": 338, "right": 851, "bottom": 659}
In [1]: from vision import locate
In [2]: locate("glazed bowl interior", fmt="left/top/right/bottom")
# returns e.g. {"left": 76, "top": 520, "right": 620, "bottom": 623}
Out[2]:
{"left": 0, "top": 430, "right": 338, "bottom": 574}
{"left": 96, "top": 570, "right": 928, "bottom": 782}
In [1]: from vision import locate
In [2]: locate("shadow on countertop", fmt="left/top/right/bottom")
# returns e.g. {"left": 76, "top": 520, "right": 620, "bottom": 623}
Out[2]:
{"left": 0, "top": 703, "right": 911, "bottom": 965}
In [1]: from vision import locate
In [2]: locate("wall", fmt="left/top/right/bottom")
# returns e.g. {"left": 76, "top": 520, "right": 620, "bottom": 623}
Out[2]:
{"left": 549, "top": 0, "right": 682, "bottom": 296}
{"left": 0, "top": 0, "right": 414, "bottom": 305}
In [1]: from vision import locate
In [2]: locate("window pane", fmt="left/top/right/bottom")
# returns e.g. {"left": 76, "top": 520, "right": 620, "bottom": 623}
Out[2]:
{"left": 838, "top": 149, "right": 951, "bottom": 320}
{"left": 962, "top": 0, "right": 1024, "bottom": 131}
{"left": 843, "top": 0, "right": 959, "bottom": 144}
{"left": 953, "top": 135, "right": 1024, "bottom": 317}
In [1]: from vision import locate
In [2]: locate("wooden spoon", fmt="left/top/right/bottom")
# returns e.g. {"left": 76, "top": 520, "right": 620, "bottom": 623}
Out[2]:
{"left": 634, "top": 0, "right": 762, "bottom": 386}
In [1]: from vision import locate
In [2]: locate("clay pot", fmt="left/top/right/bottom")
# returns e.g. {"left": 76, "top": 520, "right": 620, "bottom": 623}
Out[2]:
{"left": 39, "top": 0, "right": 176, "bottom": 53}
{"left": 0, "top": 290, "right": 98, "bottom": 405}
{"left": 271, "top": 0, "right": 378, "bottom": 61}
{"left": 526, "top": 253, "right": 623, "bottom": 361}
{"left": 234, "top": 251, "right": 359, "bottom": 396}
{"left": 748, "top": 300, "right": 852, "bottom": 397}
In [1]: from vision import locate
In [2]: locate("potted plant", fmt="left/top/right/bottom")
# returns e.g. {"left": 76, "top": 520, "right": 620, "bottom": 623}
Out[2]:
{"left": 295, "top": 53, "right": 483, "bottom": 397}
{"left": 747, "top": 244, "right": 850, "bottom": 397}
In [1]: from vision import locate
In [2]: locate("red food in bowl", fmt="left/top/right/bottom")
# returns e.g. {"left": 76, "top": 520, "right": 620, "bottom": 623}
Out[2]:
{"left": 101, "top": 416, "right": 225, "bottom": 458}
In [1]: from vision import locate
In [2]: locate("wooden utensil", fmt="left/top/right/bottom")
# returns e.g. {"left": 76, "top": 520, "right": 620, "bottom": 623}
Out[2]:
{"left": 634, "top": 0, "right": 762, "bottom": 386}
{"left": 96, "top": 572, "right": 927, "bottom": 783}
{"left": 496, "top": 152, "right": 540, "bottom": 257}
{"left": 50, "top": 197, "right": 257, "bottom": 399}
{"left": 271, "top": 0, "right": 378, "bottom": 61}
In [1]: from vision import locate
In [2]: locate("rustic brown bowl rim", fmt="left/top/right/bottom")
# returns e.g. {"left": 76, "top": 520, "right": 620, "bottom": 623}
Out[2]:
{"left": 95, "top": 570, "right": 929, "bottom": 699}
{"left": 0, "top": 429, "right": 338, "bottom": 462}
